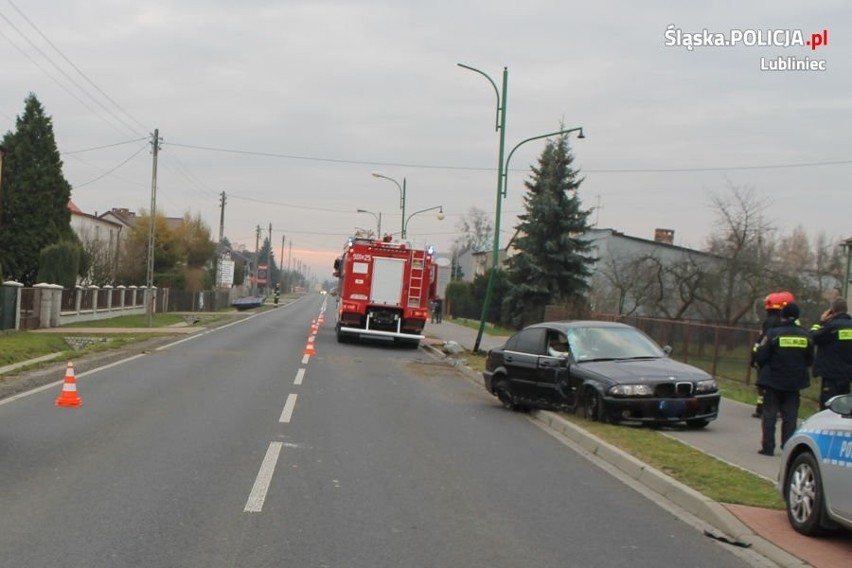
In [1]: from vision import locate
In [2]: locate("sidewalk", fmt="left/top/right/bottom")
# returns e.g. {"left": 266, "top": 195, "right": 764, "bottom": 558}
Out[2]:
{"left": 424, "top": 319, "right": 852, "bottom": 568}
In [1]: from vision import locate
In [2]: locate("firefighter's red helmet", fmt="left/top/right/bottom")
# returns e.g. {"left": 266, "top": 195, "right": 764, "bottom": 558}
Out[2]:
{"left": 764, "top": 291, "right": 795, "bottom": 310}
{"left": 776, "top": 291, "right": 795, "bottom": 307}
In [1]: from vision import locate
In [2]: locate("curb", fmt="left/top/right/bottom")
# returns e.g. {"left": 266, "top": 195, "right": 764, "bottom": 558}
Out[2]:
{"left": 422, "top": 341, "right": 807, "bottom": 568}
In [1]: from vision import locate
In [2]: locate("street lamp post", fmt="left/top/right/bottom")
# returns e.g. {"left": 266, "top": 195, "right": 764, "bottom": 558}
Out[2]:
{"left": 459, "top": 63, "right": 585, "bottom": 351}
{"left": 459, "top": 63, "right": 507, "bottom": 352}
{"left": 371, "top": 172, "right": 407, "bottom": 237}
{"left": 842, "top": 237, "right": 852, "bottom": 301}
{"left": 357, "top": 208, "right": 382, "bottom": 237}
{"left": 403, "top": 205, "right": 444, "bottom": 238}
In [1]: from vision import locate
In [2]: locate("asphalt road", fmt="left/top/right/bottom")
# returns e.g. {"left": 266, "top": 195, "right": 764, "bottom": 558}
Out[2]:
{"left": 0, "top": 296, "right": 758, "bottom": 567}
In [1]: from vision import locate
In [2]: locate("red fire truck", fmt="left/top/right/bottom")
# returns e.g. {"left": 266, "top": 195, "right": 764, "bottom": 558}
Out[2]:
{"left": 332, "top": 236, "right": 437, "bottom": 347}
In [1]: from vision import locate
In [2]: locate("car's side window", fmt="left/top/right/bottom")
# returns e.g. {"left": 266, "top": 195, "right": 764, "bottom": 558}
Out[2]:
{"left": 504, "top": 333, "right": 520, "bottom": 351}
{"left": 515, "top": 328, "right": 547, "bottom": 354}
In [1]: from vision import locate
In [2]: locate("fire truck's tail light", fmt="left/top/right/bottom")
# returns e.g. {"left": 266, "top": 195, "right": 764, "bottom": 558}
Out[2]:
{"left": 342, "top": 301, "right": 360, "bottom": 312}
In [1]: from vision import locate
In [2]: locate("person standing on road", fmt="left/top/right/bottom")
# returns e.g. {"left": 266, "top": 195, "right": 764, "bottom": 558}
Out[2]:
{"left": 432, "top": 297, "right": 443, "bottom": 324}
{"left": 754, "top": 303, "right": 813, "bottom": 456}
{"left": 809, "top": 297, "right": 852, "bottom": 410}
{"left": 750, "top": 291, "right": 794, "bottom": 418}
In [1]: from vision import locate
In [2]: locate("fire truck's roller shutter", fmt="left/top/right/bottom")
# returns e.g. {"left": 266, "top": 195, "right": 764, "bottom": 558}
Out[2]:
{"left": 370, "top": 257, "right": 405, "bottom": 306}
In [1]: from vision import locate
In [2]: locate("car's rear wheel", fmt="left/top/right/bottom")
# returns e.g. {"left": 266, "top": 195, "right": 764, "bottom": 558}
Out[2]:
{"left": 583, "top": 388, "right": 606, "bottom": 422}
{"left": 786, "top": 452, "right": 827, "bottom": 536}
{"left": 494, "top": 379, "right": 521, "bottom": 412}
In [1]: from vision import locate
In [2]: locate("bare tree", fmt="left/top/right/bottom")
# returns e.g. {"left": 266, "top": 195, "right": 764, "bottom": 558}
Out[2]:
{"left": 700, "top": 183, "right": 774, "bottom": 324}
{"left": 592, "top": 251, "right": 664, "bottom": 316}
{"left": 453, "top": 207, "right": 493, "bottom": 253}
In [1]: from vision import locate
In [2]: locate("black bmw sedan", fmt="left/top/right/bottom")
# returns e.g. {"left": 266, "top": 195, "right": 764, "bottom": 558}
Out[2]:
{"left": 483, "top": 320, "right": 721, "bottom": 428}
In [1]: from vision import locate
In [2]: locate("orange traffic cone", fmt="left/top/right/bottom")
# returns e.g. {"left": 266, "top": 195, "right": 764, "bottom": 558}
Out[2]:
{"left": 304, "top": 336, "right": 317, "bottom": 355}
{"left": 56, "top": 361, "right": 83, "bottom": 407}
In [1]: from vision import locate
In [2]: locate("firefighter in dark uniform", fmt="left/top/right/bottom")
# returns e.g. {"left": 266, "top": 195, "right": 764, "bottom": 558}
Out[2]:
{"left": 754, "top": 303, "right": 813, "bottom": 456}
{"left": 810, "top": 297, "right": 852, "bottom": 409}
{"left": 750, "top": 291, "right": 794, "bottom": 417}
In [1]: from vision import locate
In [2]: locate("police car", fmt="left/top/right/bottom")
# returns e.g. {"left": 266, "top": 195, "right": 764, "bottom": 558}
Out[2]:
{"left": 778, "top": 394, "right": 852, "bottom": 536}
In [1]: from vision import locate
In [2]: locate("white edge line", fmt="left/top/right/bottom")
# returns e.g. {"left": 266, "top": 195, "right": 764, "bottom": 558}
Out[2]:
{"left": 1, "top": 298, "right": 312, "bottom": 407}
{"left": 294, "top": 368, "right": 305, "bottom": 385}
{"left": 301, "top": 354, "right": 310, "bottom": 364}
{"left": 0, "top": 353, "right": 147, "bottom": 407}
{"left": 244, "top": 441, "right": 283, "bottom": 513}
{"left": 279, "top": 393, "right": 298, "bottom": 423}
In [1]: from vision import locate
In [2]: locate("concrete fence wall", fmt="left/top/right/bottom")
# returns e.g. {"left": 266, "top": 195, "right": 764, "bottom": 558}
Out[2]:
{"left": 2, "top": 284, "right": 166, "bottom": 330}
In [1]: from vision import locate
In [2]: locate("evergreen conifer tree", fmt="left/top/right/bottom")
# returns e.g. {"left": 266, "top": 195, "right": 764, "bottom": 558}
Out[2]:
{"left": 503, "top": 130, "right": 595, "bottom": 327}
{"left": 0, "top": 94, "right": 75, "bottom": 285}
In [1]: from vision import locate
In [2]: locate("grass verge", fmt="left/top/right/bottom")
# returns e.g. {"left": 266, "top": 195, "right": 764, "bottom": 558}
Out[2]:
{"left": 445, "top": 347, "right": 784, "bottom": 510}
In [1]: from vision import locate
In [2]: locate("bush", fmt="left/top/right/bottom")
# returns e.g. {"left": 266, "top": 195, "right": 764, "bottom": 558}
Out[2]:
{"left": 37, "top": 240, "right": 81, "bottom": 288}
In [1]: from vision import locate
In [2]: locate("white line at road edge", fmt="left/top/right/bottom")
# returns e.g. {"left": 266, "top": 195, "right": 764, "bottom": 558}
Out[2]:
{"left": 294, "top": 368, "right": 305, "bottom": 385}
{"left": 244, "top": 441, "right": 283, "bottom": 513}
{"left": 0, "top": 297, "right": 312, "bottom": 407}
{"left": 279, "top": 393, "right": 298, "bottom": 423}
{"left": 0, "top": 354, "right": 147, "bottom": 406}
{"left": 301, "top": 354, "right": 310, "bottom": 364}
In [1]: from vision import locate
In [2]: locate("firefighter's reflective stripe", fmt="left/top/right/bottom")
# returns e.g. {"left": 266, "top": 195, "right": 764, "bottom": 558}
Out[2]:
{"left": 811, "top": 323, "right": 822, "bottom": 332}
{"left": 778, "top": 336, "right": 808, "bottom": 348}
{"left": 839, "top": 329, "right": 852, "bottom": 341}
{"left": 799, "top": 428, "right": 852, "bottom": 466}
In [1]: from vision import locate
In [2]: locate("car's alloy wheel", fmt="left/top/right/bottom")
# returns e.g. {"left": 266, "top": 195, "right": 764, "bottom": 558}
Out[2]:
{"left": 786, "top": 452, "right": 826, "bottom": 536}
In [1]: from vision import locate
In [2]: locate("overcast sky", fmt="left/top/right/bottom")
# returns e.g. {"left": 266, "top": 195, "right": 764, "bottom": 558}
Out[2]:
{"left": 2, "top": 0, "right": 849, "bottom": 280}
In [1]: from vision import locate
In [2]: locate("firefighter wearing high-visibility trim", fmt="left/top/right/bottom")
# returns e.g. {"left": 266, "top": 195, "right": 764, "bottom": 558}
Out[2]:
{"left": 810, "top": 297, "right": 852, "bottom": 410}
{"left": 750, "top": 292, "right": 794, "bottom": 417}
{"left": 754, "top": 303, "right": 813, "bottom": 456}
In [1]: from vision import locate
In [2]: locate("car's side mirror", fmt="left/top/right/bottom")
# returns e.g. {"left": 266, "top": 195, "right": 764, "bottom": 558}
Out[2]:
{"left": 662, "top": 345, "right": 673, "bottom": 356}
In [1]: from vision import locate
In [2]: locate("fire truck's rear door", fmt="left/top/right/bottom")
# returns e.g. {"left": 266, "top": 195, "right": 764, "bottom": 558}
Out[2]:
{"left": 370, "top": 257, "right": 405, "bottom": 306}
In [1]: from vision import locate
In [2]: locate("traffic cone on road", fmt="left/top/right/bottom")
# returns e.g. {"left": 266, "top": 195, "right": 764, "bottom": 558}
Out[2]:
{"left": 304, "top": 335, "right": 317, "bottom": 355}
{"left": 56, "top": 361, "right": 82, "bottom": 407}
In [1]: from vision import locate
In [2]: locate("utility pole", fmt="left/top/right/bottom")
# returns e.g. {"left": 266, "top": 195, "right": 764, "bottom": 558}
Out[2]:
{"left": 218, "top": 191, "right": 226, "bottom": 244}
{"left": 280, "top": 234, "right": 286, "bottom": 280}
{"left": 288, "top": 241, "right": 293, "bottom": 292}
{"left": 253, "top": 225, "right": 261, "bottom": 296}
{"left": 145, "top": 129, "right": 161, "bottom": 327}
{"left": 267, "top": 223, "right": 273, "bottom": 295}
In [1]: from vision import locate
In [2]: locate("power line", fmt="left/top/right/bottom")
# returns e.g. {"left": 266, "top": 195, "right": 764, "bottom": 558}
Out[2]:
{"left": 0, "top": 10, "right": 140, "bottom": 139}
{"left": 166, "top": 140, "right": 852, "bottom": 175}
{"left": 61, "top": 137, "right": 149, "bottom": 155}
{"left": 72, "top": 144, "right": 149, "bottom": 188}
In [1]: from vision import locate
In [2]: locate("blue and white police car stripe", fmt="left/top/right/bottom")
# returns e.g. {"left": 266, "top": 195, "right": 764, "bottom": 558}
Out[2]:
{"left": 799, "top": 428, "right": 852, "bottom": 467}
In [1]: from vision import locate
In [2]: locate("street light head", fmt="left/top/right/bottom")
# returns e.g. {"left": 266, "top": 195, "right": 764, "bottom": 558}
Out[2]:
{"left": 357, "top": 209, "right": 367, "bottom": 213}
{"left": 371, "top": 171, "right": 383, "bottom": 178}
{"left": 437, "top": 206, "right": 445, "bottom": 221}
{"left": 577, "top": 129, "right": 586, "bottom": 139}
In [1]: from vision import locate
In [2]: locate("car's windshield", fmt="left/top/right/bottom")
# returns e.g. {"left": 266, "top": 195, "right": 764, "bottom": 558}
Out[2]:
{"left": 566, "top": 326, "right": 665, "bottom": 361}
